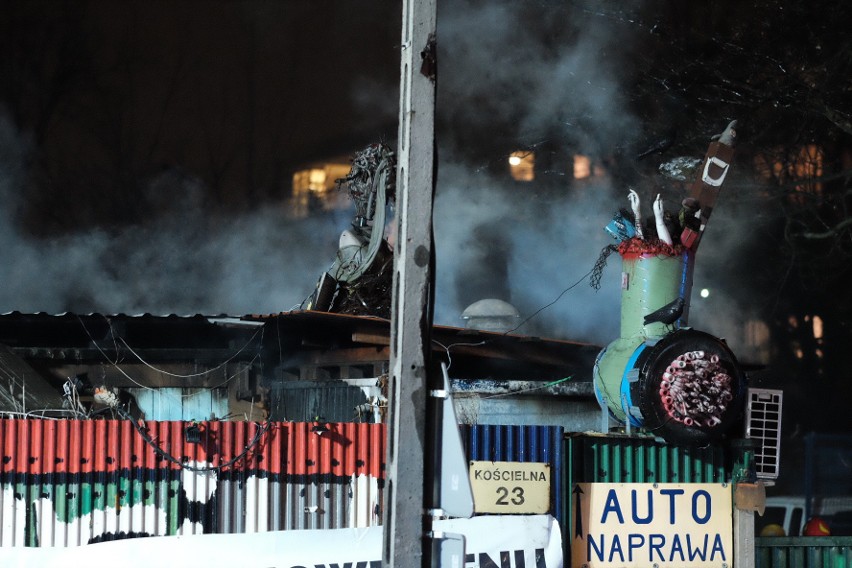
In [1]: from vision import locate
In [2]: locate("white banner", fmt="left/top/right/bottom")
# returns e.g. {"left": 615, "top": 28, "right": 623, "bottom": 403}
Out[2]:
{"left": 1, "top": 514, "right": 563, "bottom": 568}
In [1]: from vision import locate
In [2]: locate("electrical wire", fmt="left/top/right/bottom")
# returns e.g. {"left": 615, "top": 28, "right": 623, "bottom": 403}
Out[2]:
{"left": 506, "top": 267, "right": 595, "bottom": 334}
{"left": 116, "top": 326, "right": 263, "bottom": 378}
{"left": 0, "top": 409, "right": 79, "bottom": 420}
{"left": 77, "top": 315, "right": 157, "bottom": 392}
{"left": 479, "top": 375, "right": 575, "bottom": 399}
{"left": 77, "top": 315, "right": 262, "bottom": 397}
{"left": 429, "top": 261, "right": 598, "bottom": 372}
{"left": 432, "top": 339, "right": 486, "bottom": 372}
{"left": 115, "top": 405, "right": 271, "bottom": 473}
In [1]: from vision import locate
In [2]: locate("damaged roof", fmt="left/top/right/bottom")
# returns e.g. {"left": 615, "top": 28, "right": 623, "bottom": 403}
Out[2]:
{"left": 246, "top": 310, "right": 600, "bottom": 383}
{"left": 0, "top": 310, "right": 600, "bottom": 386}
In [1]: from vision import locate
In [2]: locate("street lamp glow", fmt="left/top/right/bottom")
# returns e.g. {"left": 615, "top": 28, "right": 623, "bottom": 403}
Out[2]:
{"left": 700, "top": 288, "right": 710, "bottom": 298}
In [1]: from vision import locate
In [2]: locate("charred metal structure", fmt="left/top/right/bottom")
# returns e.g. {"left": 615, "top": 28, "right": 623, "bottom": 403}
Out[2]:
{"left": 0, "top": 310, "right": 598, "bottom": 425}
{"left": 0, "top": 309, "right": 597, "bottom": 550}
{"left": 307, "top": 143, "right": 396, "bottom": 319}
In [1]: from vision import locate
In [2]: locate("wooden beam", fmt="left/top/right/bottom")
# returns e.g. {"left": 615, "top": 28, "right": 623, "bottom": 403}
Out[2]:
{"left": 351, "top": 332, "right": 391, "bottom": 346}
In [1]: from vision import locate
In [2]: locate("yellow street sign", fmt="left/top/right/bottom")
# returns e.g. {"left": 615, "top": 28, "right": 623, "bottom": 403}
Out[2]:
{"left": 469, "top": 461, "right": 550, "bottom": 514}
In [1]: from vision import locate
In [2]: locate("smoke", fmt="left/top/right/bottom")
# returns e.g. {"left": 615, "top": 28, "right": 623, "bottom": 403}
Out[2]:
{"left": 428, "top": 0, "right": 644, "bottom": 344}
{"left": 433, "top": 162, "right": 621, "bottom": 344}
{"left": 427, "top": 0, "right": 768, "bottom": 353}
{"left": 0, "top": 1, "right": 768, "bottom": 357}
{"left": 436, "top": 1, "right": 641, "bottom": 156}
{"left": 686, "top": 180, "right": 775, "bottom": 364}
{"left": 0, "top": 112, "right": 343, "bottom": 316}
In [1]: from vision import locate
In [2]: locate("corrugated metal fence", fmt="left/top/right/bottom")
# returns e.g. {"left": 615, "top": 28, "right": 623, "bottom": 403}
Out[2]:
{"left": 462, "top": 424, "right": 564, "bottom": 522}
{"left": 756, "top": 537, "right": 852, "bottom": 568}
{"left": 0, "top": 419, "right": 384, "bottom": 547}
{"left": 566, "top": 432, "right": 728, "bottom": 485}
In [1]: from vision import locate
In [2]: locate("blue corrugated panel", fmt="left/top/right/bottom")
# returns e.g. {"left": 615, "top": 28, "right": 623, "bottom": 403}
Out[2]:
{"left": 461, "top": 424, "right": 564, "bottom": 523}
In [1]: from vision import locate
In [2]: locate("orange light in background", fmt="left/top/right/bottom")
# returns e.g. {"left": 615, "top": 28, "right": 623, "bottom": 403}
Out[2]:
{"left": 754, "top": 145, "right": 824, "bottom": 202}
{"left": 573, "top": 154, "right": 591, "bottom": 179}
{"left": 291, "top": 162, "right": 351, "bottom": 218}
{"left": 508, "top": 151, "right": 534, "bottom": 181}
{"left": 745, "top": 319, "right": 771, "bottom": 365}
{"left": 812, "top": 315, "right": 823, "bottom": 339}
{"left": 308, "top": 169, "right": 327, "bottom": 191}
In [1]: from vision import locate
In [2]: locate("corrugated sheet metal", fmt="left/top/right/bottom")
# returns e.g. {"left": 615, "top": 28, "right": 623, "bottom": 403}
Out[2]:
{"left": 461, "top": 424, "right": 564, "bottom": 523}
{"left": 269, "top": 379, "right": 383, "bottom": 423}
{"left": 756, "top": 537, "right": 852, "bottom": 568}
{"left": 0, "top": 419, "right": 384, "bottom": 547}
{"left": 566, "top": 432, "right": 727, "bottom": 484}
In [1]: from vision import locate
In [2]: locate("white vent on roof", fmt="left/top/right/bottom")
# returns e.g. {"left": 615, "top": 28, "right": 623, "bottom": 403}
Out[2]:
{"left": 745, "top": 388, "right": 783, "bottom": 480}
{"left": 460, "top": 299, "right": 520, "bottom": 332}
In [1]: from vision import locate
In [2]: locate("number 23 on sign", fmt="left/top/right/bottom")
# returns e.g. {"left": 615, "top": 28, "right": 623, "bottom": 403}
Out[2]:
{"left": 468, "top": 461, "right": 550, "bottom": 514}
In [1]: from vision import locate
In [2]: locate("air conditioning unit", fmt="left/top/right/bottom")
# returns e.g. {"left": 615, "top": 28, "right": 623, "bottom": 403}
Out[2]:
{"left": 745, "top": 388, "right": 783, "bottom": 481}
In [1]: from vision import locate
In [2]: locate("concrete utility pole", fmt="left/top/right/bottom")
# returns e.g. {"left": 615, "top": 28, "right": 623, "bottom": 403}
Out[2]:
{"left": 383, "top": 0, "right": 438, "bottom": 567}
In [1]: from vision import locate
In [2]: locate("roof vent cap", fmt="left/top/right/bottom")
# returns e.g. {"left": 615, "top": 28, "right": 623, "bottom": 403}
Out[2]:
{"left": 460, "top": 299, "right": 520, "bottom": 332}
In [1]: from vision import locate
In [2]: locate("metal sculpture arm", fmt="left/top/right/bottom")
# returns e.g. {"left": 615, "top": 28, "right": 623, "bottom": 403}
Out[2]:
{"left": 307, "top": 143, "right": 396, "bottom": 317}
{"left": 628, "top": 189, "right": 644, "bottom": 240}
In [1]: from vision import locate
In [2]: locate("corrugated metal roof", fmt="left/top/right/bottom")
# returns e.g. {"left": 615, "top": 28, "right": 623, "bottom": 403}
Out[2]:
{"left": 0, "top": 310, "right": 601, "bottom": 383}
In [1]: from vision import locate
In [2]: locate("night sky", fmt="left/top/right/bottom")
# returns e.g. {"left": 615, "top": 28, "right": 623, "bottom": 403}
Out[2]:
{"left": 1, "top": 1, "right": 851, "bottom": 492}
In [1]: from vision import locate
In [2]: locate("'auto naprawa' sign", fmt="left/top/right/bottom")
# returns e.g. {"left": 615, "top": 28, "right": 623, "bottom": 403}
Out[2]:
{"left": 570, "top": 483, "right": 732, "bottom": 568}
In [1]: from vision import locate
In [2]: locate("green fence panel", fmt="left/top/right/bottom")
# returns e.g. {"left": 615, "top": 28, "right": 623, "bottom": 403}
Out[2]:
{"left": 756, "top": 537, "right": 852, "bottom": 568}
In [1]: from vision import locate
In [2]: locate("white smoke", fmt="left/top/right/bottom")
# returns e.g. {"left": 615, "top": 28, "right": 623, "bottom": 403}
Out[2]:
{"left": 433, "top": 162, "right": 621, "bottom": 344}
{"left": 0, "top": 1, "right": 765, "bottom": 358}
{"left": 436, "top": 1, "right": 641, "bottom": 156}
{"left": 427, "top": 1, "right": 765, "bottom": 354}
{"left": 0, "top": 111, "right": 343, "bottom": 316}
{"left": 428, "top": 0, "right": 644, "bottom": 344}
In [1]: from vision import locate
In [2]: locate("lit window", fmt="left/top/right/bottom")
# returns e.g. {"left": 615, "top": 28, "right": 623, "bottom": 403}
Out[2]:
{"left": 573, "top": 154, "right": 591, "bottom": 179}
{"left": 291, "top": 163, "right": 351, "bottom": 218}
{"left": 812, "top": 315, "right": 823, "bottom": 339}
{"left": 508, "top": 151, "right": 534, "bottom": 181}
{"left": 308, "top": 169, "right": 327, "bottom": 191}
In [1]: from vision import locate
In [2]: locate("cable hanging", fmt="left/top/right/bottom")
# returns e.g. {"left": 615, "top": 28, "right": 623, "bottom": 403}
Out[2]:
{"left": 77, "top": 315, "right": 263, "bottom": 395}
{"left": 115, "top": 405, "right": 271, "bottom": 473}
{"left": 116, "top": 325, "right": 264, "bottom": 379}
{"left": 480, "top": 375, "right": 575, "bottom": 399}
{"left": 506, "top": 266, "right": 595, "bottom": 334}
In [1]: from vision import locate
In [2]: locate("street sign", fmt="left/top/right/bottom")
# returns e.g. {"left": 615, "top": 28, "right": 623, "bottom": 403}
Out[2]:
{"left": 469, "top": 461, "right": 550, "bottom": 514}
{"left": 570, "top": 483, "right": 733, "bottom": 568}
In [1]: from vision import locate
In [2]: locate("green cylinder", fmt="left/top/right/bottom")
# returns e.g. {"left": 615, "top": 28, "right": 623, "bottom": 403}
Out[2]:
{"left": 620, "top": 251, "right": 690, "bottom": 338}
{"left": 595, "top": 249, "right": 694, "bottom": 423}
